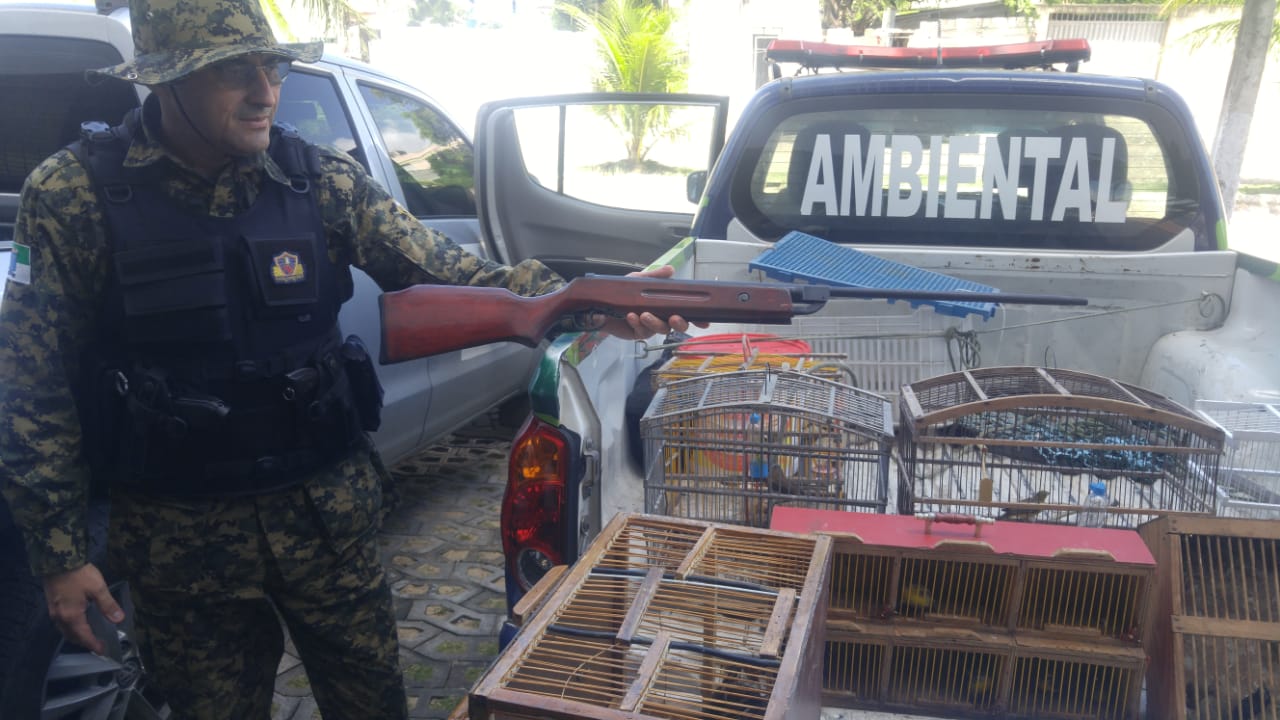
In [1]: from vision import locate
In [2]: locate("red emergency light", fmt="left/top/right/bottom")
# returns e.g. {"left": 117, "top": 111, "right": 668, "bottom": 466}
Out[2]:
{"left": 766, "top": 38, "right": 1091, "bottom": 72}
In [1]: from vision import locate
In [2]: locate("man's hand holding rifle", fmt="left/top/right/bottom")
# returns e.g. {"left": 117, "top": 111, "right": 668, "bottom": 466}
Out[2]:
{"left": 595, "top": 265, "right": 703, "bottom": 341}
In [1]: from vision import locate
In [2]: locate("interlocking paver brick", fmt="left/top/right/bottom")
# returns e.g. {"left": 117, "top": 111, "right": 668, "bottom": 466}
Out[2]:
{"left": 272, "top": 423, "right": 513, "bottom": 719}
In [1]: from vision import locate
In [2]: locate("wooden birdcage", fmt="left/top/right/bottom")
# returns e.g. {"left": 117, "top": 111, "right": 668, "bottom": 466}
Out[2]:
{"left": 1139, "top": 515, "right": 1280, "bottom": 720}
{"left": 1007, "top": 638, "right": 1147, "bottom": 720}
{"left": 640, "top": 369, "right": 893, "bottom": 527}
{"left": 898, "top": 366, "right": 1225, "bottom": 528}
{"left": 1196, "top": 400, "right": 1280, "bottom": 519}
{"left": 773, "top": 507, "right": 1153, "bottom": 719}
{"left": 469, "top": 514, "right": 833, "bottom": 720}
{"left": 823, "top": 624, "right": 1014, "bottom": 715}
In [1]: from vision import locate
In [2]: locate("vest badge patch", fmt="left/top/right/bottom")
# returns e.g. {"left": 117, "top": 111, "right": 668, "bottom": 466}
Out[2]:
{"left": 271, "top": 251, "right": 306, "bottom": 284}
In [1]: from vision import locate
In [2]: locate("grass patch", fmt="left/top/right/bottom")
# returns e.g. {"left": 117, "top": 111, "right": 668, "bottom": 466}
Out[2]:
{"left": 436, "top": 640, "right": 466, "bottom": 656}
{"left": 1239, "top": 181, "right": 1280, "bottom": 195}
{"left": 404, "top": 663, "right": 434, "bottom": 682}
{"left": 430, "top": 694, "right": 463, "bottom": 711}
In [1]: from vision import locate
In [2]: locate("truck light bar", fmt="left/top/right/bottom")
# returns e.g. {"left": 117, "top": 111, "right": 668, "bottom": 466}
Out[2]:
{"left": 766, "top": 38, "right": 1091, "bottom": 71}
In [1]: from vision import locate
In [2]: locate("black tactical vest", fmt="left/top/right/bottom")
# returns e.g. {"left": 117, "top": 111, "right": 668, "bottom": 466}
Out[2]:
{"left": 70, "top": 110, "right": 376, "bottom": 497}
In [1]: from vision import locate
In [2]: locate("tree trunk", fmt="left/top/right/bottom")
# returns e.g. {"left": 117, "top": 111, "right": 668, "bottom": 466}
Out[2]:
{"left": 1211, "top": 0, "right": 1277, "bottom": 217}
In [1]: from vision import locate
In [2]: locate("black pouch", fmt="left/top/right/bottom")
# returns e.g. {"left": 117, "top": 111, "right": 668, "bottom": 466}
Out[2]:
{"left": 114, "top": 237, "right": 231, "bottom": 344}
{"left": 341, "top": 335, "right": 383, "bottom": 432}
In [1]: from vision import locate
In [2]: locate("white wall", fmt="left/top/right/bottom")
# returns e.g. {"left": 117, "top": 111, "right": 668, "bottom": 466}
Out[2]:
{"left": 370, "top": 23, "right": 596, "bottom": 136}
{"left": 681, "top": 0, "right": 823, "bottom": 131}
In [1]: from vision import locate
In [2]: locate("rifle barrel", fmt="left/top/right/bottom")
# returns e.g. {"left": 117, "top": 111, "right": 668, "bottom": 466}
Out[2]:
{"left": 814, "top": 285, "right": 1088, "bottom": 306}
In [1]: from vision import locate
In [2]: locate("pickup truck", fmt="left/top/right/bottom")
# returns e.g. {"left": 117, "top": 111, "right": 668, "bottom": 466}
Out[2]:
{"left": 488, "top": 39, "right": 1280, "bottom": 621}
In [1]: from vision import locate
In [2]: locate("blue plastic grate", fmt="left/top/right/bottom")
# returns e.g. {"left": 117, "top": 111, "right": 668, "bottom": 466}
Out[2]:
{"left": 748, "top": 231, "right": 998, "bottom": 319}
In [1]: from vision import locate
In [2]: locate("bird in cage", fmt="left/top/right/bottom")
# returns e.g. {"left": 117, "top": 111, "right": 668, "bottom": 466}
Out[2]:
{"left": 707, "top": 665, "right": 771, "bottom": 718}
{"left": 897, "top": 584, "right": 933, "bottom": 617}
{"left": 967, "top": 673, "right": 995, "bottom": 706}
{"left": 766, "top": 462, "right": 798, "bottom": 495}
{"left": 1234, "top": 686, "right": 1273, "bottom": 720}
{"left": 997, "top": 490, "right": 1050, "bottom": 521}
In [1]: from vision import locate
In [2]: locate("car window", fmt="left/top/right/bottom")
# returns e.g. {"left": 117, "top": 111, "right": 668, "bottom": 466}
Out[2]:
{"left": 510, "top": 101, "right": 721, "bottom": 214}
{"left": 733, "top": 99, "right": 1201, "bottom": 252}
{"left": 0, "top": 36, "right": 138, "bottom": 195}
{"left": 358, "top": 83, "right": 476, "bottom": 218}
{"left": 276, "top": 69, "right": 368, "bottom": 173}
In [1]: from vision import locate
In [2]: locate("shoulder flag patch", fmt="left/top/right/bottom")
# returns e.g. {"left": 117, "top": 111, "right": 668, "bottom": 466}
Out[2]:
{"left": 7, "top": 243, "right": 31, "bottom": 285}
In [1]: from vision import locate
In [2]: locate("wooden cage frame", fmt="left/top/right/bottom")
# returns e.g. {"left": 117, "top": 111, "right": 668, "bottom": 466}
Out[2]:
{"left": 1139, "top": 515, "right": 1280, "bottom": 720}
{"left": 469, "top": 514, "right": 833, "bottom": 720}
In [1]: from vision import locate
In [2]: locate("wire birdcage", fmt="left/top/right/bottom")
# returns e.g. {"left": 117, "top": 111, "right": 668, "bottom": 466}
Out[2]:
{"left": 898, "top": 366, "right": 1225, "bottom": 528}
{"left": 640, "top": 369, "right": 893, "bottom": 527}
{"left": 1195, "top": 400, "right": 1280, "bottom": 519}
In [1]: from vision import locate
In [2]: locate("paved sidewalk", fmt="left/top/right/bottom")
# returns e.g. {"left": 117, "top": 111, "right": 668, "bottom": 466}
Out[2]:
{"left": 271, "top": 431, "right": 512, "bottom": 719}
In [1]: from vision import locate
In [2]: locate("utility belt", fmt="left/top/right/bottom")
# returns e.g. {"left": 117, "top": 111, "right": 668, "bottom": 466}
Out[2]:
{"left": 93, "top": 335, "right": 383, "bottom": 498}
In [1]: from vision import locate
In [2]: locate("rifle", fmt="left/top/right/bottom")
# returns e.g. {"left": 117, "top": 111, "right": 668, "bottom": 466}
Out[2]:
{"left": 378, "top": 275, "right": 1088, "bottom": 364}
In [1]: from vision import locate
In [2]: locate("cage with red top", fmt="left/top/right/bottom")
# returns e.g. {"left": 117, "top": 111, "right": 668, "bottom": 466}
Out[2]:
{"left": 772, "top": 506, "right": 1153, "bottom": 719}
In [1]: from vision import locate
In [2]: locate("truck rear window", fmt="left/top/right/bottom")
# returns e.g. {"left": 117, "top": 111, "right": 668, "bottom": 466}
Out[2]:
{"left": 0, "top": 36, "right": 138, "bottom": 195}
{"left": 733, "top": 98, "right": 1203, "bottom": 251}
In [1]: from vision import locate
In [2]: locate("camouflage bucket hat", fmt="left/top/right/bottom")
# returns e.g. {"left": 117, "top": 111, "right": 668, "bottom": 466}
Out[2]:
{"left": 90, "top": 0, "right": 323, "bottom": 85}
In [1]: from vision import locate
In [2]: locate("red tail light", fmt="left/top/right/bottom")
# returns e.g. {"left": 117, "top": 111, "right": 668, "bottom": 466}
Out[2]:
{"left": 502, "top": 416, "right": 568, "bottom": 592}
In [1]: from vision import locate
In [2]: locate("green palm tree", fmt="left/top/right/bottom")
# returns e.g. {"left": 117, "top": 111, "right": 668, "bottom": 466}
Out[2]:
{"left": 1157, "top": 0, "right": 1277, "bottom": 211}
{"left": 559, "top": 0, "right": 689, "bottom": 169}
{"left": 261, "top": 0, "right": 377, "bottom": 61}
{"left": 1159, "top": 0, "right": 1279, "bottom": 52}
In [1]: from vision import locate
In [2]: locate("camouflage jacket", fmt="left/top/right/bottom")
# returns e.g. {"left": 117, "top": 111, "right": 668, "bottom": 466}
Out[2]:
{"left": 0, "top": 97, "right": 564, "bottom": 576}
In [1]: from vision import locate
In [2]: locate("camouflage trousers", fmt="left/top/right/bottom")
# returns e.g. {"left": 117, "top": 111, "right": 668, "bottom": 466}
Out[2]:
{"left": 107, "top": 450, "right": 407, "bottom": 720}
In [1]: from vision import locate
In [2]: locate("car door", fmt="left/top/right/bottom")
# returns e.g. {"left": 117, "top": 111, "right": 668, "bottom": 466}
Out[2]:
{"left": 331, "top": 64, "right": 548, "bottom": 452}
{"left": 473, "top": 93, "right": 729, "bottom": 278}
{"left": 275, "top": 62, "right": 445, "bottom": 465}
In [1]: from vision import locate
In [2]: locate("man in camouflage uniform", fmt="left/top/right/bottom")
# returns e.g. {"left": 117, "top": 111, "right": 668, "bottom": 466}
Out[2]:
{"left": 0, "top": 1, "right": 688, "bottom": 717}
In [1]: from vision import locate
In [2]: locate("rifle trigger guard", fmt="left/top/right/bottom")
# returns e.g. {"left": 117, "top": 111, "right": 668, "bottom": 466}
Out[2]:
{"left": 570, "top": 311, "right": 610, "bottom": 331}
{"left": 790, "top": 300, "right": 827, "bottom": 316}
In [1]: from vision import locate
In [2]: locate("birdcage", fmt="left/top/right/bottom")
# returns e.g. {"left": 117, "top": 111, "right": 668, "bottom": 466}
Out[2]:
{"left": 468, "top": 513, "right": 833, "bottom": 720}
{"left": 822, "top": 625, "right": 1145, "bottom": 718}
{"left": 1017, "top": 550, "right": 1151, "bottom": 644}
{"left": 774, "top": 507, "right": 1154, "bottom": 719}
{"left": 649, "top": 333, "right": 851, "bottom": 390}
{"left": 639, "top": 369, "right": 893, "bottom": 528}
{"left": 823, "top": 624, "right": 1014, "bottom": 715}
{"left": 898, "top": 366, "right": 1225, "bottom": 528}
{"left": 1195, "top": 400, "right": 1280, "bottom": 519}
{"left": 773, "top": 508, "right": 1154, "bottom": 642}
{"left": 1139, "top": 515, "right": 1280, "bottom": 720}
{"left": 1006, "top": 639, "right": 1147, "bottom": 720}
{"left": 739, "top": 308, "right": 979, "bottom": 408}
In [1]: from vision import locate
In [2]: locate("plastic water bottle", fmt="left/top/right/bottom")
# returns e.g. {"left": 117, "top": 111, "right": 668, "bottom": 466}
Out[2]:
{"left": 1077, "top": 481, "right": 1110, "bottom": 528}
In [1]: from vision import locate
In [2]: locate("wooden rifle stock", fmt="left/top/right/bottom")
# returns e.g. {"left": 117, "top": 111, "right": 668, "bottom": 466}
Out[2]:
{"left": 378, "top": 275, "right": 1088, "bottom": 364}
{"left": 378, "top": 276, "right": 797, "bottom": 364}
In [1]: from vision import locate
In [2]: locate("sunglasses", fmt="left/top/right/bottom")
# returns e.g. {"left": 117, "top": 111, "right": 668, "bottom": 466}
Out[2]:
{"left": 208, "top": 58, "right": 292, "bottom": 89}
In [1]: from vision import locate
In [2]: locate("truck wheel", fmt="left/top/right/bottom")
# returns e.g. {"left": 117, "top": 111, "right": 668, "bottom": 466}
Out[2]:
{"left": 0, "top": 581, "right": 168, "bottom": 720}
{"left": 0, "top": 501, "right": 167, "bottom": 719}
